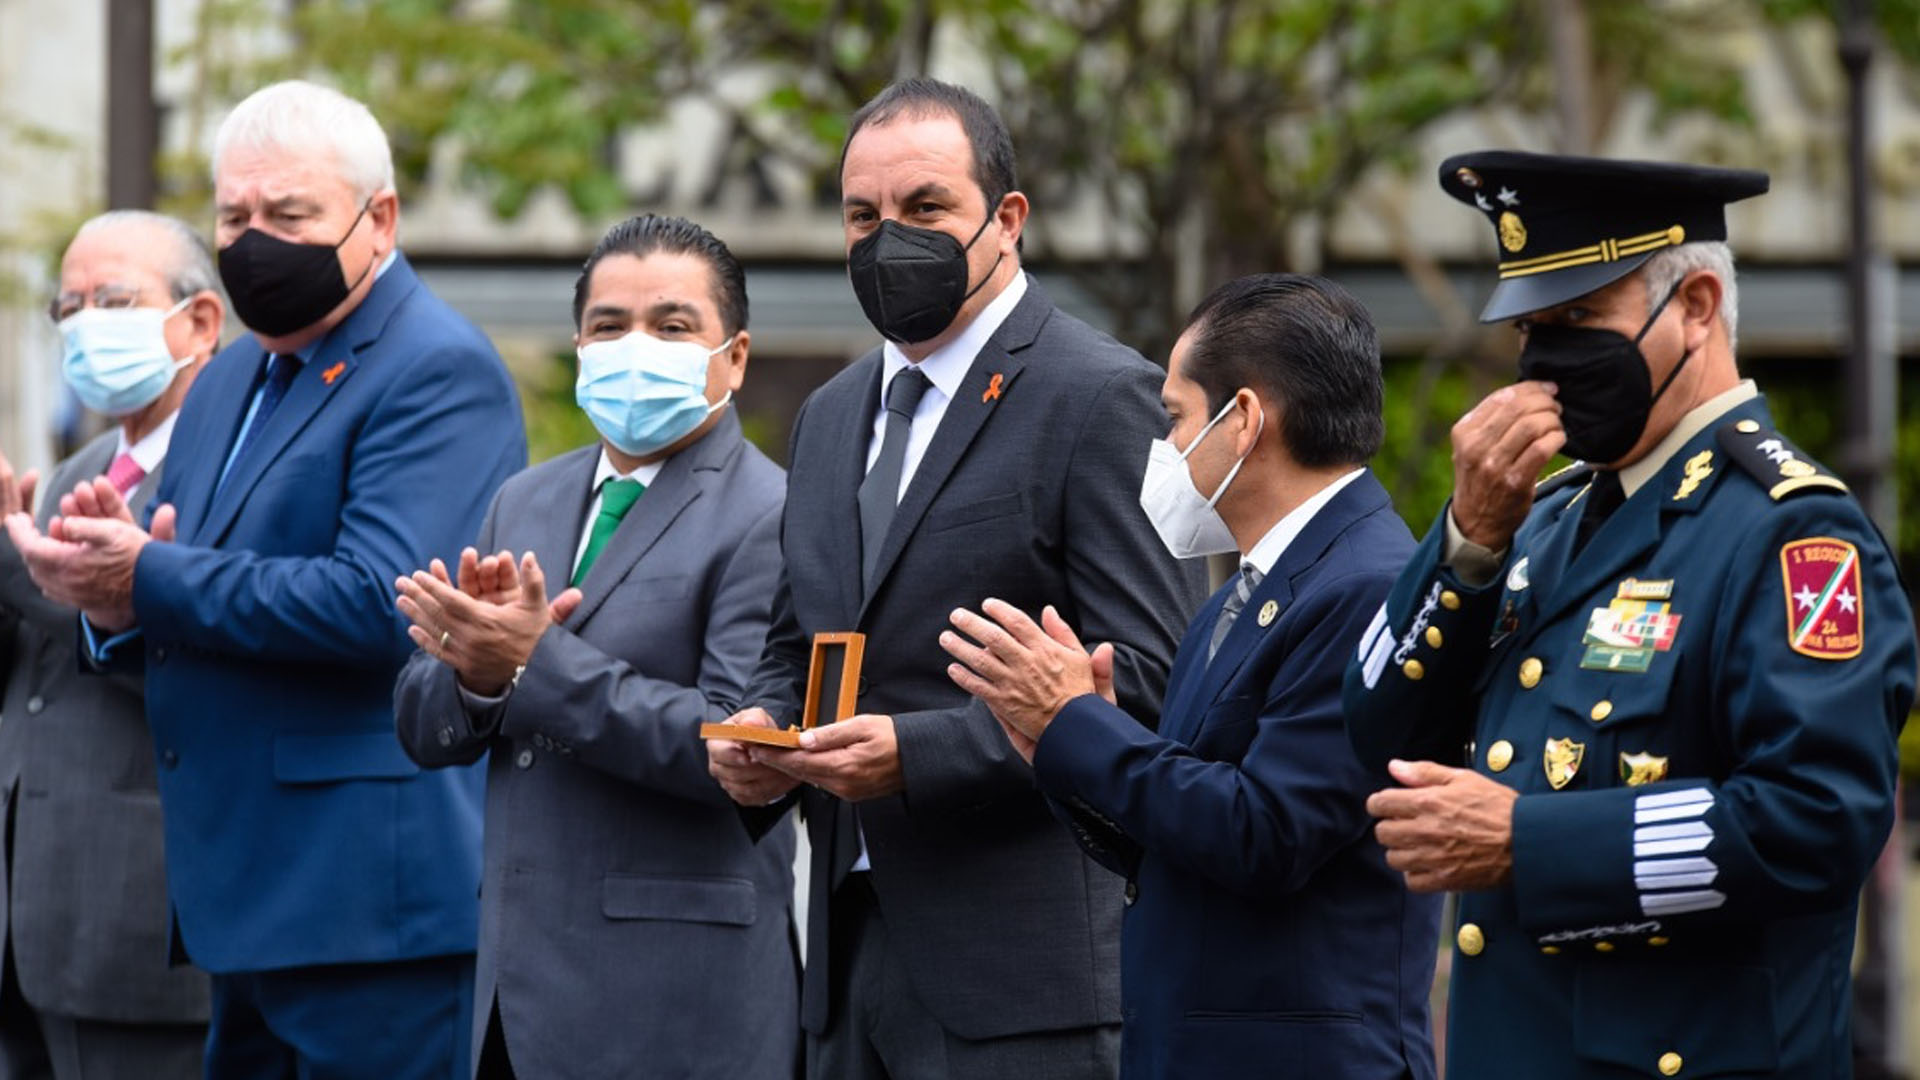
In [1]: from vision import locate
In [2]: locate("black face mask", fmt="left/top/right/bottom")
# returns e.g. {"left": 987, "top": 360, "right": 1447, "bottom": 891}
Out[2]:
{"left": 1517, "top": 285, "right": 1690, "bottom": 465}
{"left": 218, "top": 202, "right": 374, "bottom": 337}
{"left": 847, "top": 213, "right": 1002, "bottom": 345}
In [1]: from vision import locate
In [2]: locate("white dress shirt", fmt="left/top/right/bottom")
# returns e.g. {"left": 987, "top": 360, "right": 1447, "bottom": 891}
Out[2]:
{"left": 850, "top": 271, "right": 1029, "bottom": 872}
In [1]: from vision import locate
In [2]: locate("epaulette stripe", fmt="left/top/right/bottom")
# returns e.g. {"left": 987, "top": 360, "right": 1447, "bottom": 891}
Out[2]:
{"left": 1768, "top": 475, "right": 1850, "bottom": 500}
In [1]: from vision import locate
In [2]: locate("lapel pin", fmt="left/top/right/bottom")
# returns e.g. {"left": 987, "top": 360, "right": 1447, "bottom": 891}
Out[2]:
{"left": 321, "top": 361, "right": 346, "bottom": 386}
{"left": 982, "top": 373, "right": 1004, "bottom": 403}
{"left": 1256, "top": 599, "right": 1278, "bottom": 627}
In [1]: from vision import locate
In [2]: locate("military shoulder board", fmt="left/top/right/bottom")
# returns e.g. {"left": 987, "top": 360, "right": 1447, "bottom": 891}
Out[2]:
{"left": 1716, "top": 420, "right": 1849, "bottom": 501}
{"left": 1535, "top": 460, "right": 1593, "bottom": 498}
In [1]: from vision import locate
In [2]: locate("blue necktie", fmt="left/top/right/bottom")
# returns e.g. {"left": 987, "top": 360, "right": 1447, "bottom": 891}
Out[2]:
{"left": 225, "top": 353, "right": 303, "bottom": 484}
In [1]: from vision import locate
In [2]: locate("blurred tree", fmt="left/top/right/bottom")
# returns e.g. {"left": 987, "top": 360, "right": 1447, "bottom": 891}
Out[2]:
{"left": 173, "top": 0, "right": 1920, "bottom": 533}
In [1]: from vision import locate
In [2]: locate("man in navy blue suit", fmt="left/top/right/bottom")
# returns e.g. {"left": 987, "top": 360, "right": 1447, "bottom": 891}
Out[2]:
{"left": 4, "top": 81, "right": 525, "bottom": 1079}
{"left": 944, "top": 274, "right": 1440, "bottom": 1079}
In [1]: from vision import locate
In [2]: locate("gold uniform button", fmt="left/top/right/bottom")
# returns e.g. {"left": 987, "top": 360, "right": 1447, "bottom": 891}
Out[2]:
{"left": 1440, "top": 590, "right": 1461, "bottom": 611}
{"left": 1590, "top": 700, "right": 1613, "bottom": 722}
{"left": 1593, "top": 940, "right": 1615, "bottom": 953}
{"left": 1648, "top": 936, "right": 1670, "bottom": 947}
{"left": 1402, "top": 659, "right": 1425, "bottom": 681}
{"left": 1735, "top": 419, "right": 1760, "bottom": 434}
{"left": 1486, "top": 740, "right": 1514, "bottom": 772}
{"left": 1456, "top": 923, "right": 1485, "bottom": 956}
{"left": 1659, "top": 1051, "right": 1683, "bottom": 1076}
{"left": 1425, "top": 626, "right": 1444, "bottom": 648}
{"left": 1540, "top": 945, "right": 1561, "bottom": 955}
{"left": 1518, "top": 657, "right": 1544, "bottom": 689}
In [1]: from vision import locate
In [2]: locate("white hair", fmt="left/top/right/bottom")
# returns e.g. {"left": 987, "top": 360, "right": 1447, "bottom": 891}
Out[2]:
{"left": 75, "top": 210, "right": 220, "bottom": 302}
{"left": 1641, "top": 241, "right": 1739, "bottom": 352}
{"left": 212, "top": 80, "right": 396, "bottom": 202}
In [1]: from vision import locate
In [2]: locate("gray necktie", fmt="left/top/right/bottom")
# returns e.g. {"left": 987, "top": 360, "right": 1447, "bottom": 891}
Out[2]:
{"left": 858, "top": 367, "right": 934, "bottom": 591}
{"left": 1208, "top": 564, "right": 1264, "bottom": 662}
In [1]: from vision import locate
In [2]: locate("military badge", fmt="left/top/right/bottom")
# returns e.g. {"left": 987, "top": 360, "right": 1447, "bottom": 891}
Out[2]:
{"left": 1616, "top": 578, "right": 1674, "bottom": 601}
{"left": 1619, "top": 752, "right": 1670, "bottom": 787}
{"left": 1498, "top": 211, "right": 1528, "bottom": 252}
{"left": 1545, "top": 737, "right": 1585, "bottom": 789}
{"left": 1780, "top": 537, "right": 1864, "bottom": 660}
{"left": 1507, "top": 556, "right": 1530, "bottom": 593}
{"left": 1581, "top": 596, "right": 1683, "bottom": 672}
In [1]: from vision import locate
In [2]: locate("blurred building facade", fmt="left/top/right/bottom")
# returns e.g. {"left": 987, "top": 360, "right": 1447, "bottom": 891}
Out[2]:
{"left": 3, "top": 0, "right": 1918, "bottom": 464}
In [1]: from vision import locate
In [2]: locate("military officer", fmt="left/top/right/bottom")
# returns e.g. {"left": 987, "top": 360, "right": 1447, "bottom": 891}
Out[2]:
{"left": 1343, "top": 150, "right": 1917, "bottom": 1079}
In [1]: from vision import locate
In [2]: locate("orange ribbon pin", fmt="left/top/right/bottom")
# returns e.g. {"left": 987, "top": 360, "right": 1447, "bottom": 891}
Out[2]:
{"left": 983, "top": 373, "right": 1004, "bottom": 403}
{"left": 321, "top": 361, "right": 346, "bottom": 386}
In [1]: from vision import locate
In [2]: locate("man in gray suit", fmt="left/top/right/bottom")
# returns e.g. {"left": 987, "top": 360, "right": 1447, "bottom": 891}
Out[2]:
{"left": 0, "top": 211, "right": 222, "bottom": 1079}
{"left": 708, "top": 80, "right": 1208, "bottom": 1078}
{"left": 392, "top": 214, "right": 797, "bottom": 1080}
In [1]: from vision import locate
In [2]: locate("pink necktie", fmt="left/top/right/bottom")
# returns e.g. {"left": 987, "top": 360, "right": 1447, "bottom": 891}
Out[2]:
{"left": 106, "top": 452, "right": 146, "bottom": 496}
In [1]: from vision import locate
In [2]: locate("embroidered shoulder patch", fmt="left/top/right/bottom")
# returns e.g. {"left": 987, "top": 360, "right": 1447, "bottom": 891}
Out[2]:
{"left": 1780, "top": 537, "right": 1863, "bottom": 660}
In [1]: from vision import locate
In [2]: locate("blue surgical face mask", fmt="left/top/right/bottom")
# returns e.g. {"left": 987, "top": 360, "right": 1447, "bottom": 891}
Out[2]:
{"left": 59, "top": 297, "right": 193, "bottom": 416}
{"left": 575, "top": 330, "right": 735, "bottom": 457}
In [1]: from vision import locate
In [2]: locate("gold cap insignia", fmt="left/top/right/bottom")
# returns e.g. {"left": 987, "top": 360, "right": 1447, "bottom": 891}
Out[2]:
{"left": 1498, "top": 211, "right": 1528, "bottom": 253}
{"left": 1456, "top": 167, "right": 1483, "bottom": 189}
{"left": 1544, "top": 737, "right": 1585, "bottom": 789}
{"left": 1620, "top": 752, "right": 1670, "bottom": 787}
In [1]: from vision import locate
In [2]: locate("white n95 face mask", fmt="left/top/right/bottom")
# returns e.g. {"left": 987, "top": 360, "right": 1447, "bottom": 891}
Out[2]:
{"left": 1138, "top": 395, "right": 1263, "bottom": 559}
{"left": 59, "top": 298, "right": 193, "bottom": 416}
{"left": 575, "top": 330, "right": 734, "bottom": 457}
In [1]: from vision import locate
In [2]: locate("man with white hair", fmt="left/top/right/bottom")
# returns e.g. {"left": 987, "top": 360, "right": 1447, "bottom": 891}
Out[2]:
{"left": 0, "top": 210, "right": 219, "bottom": 1079}
{"left": 5, "top": 81, "right": 525, "bottom": 1078}
{"left": 1344, "top": 151, "right": 1916, "bottom": 1078}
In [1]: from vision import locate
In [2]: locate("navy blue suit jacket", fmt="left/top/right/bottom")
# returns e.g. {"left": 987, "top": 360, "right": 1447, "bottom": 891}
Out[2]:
{"left": 1036, "top": 471, "right": 1440, "bottom": 1079}
{"left": 108, "top": 255, "right": 525, "bottom": 973}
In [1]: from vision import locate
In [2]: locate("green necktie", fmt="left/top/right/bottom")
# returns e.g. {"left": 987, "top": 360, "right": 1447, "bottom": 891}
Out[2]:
{"left": 572, "top": 478, "right": 645, "bottom": 586}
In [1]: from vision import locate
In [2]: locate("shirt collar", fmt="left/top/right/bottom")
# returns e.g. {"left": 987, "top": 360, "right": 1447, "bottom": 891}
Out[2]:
{"left": 879, "top": 271, "right": 1030, "bottom": 404}
{"left": 591, "top": 446, "right": 664, "bottom": 494}
{"left": 1618, "top": 378, "right": 1758, "bottom": 497}
{"left": 114, "top": 409, "right": 178, "bottom": 474}
{"left": 1242, "top": 467, "right": 1368, "bottom": 577}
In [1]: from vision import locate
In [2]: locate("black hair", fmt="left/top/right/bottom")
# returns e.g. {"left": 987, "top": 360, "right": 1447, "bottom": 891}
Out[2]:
{"left": 1181, "top": 274, "right": 1385, "bottom": 468}
{"left": 571, "top": 214, "right": 748, "bottom": 334}
{"left": 841, "top": 78, "right": 1019, "bottom": 212}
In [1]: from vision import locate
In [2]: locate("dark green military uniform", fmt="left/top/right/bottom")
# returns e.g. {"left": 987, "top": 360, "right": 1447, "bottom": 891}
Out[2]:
{"left": 1343, "top": 151, "right": 1918, "bottom": 1078}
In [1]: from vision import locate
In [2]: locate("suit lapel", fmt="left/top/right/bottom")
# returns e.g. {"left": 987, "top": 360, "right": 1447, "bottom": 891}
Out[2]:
{"left": 859, "top": 350, "right": 1028, "bottom": 619}
{"left": 1160, "top": 587, "right": 1233, "bottom": 746}
{"left": 1172, "top": 472, "right": 1391, "bottom": 744}
{"left": 830, "top": 360, "right": 884, "bottom": 627}
{"left": 519, "top": 446, "right": 599, "bottom": 607}
{"left": 190, "top": 257, "right": 416, "bottom": 547}
{"left": 37, "top": 435, "right": 116, "bottom": 529}
{"left": 170, "top": 349, "right": 263, "bottom": 537}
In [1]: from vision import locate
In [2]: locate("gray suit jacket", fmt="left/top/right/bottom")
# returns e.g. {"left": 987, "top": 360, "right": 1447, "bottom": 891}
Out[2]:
{"left": 394, "top": 412, "right": 798, "bottom": 1079}
{"left": 0, "top": 429, "right": 210, "bottom": 1023}
{"left": 746, "top": 276, "right": 1210, "bottom": 1040}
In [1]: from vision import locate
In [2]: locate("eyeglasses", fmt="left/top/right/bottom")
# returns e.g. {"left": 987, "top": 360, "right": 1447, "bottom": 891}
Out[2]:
{"left": 47, "top": 283, "right": 156, "bottom": 324}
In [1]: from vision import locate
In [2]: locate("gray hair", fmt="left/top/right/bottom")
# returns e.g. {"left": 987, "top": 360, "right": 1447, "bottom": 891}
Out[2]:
{"left": 75, "top": 210, "right": 220, "bottom": 303}
{"left": 212, "top": 80, "right": 396, "bottom": 203}
{"left": 1641, "top": 241, "right": 1739, "bottom": 352}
